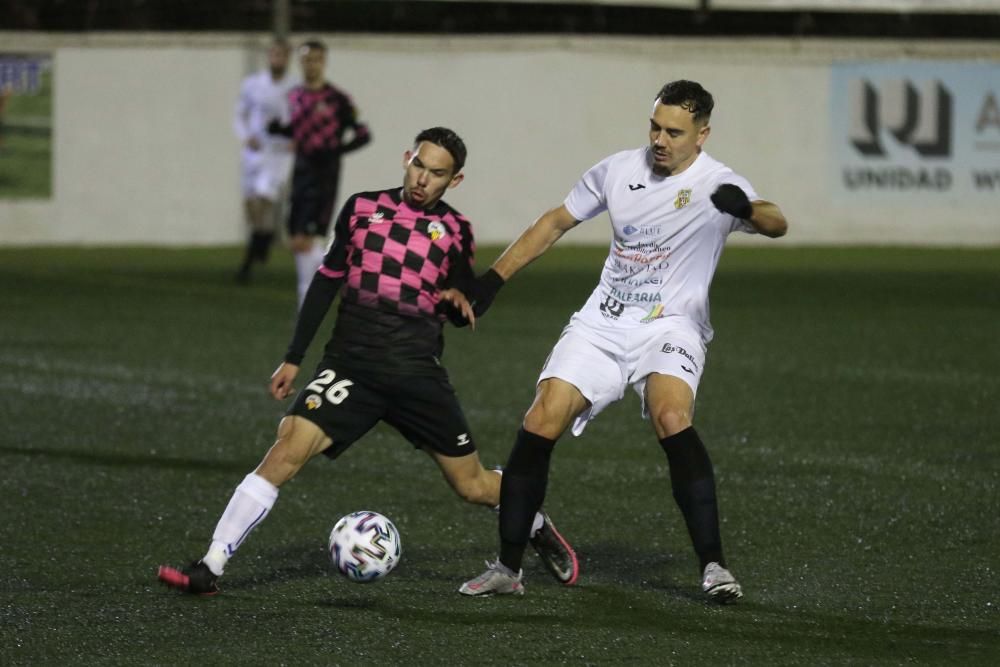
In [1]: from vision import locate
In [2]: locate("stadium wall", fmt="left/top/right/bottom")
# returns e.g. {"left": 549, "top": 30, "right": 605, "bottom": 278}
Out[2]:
{"left": 1, "top": 32, "right": 998, "bottom": 246}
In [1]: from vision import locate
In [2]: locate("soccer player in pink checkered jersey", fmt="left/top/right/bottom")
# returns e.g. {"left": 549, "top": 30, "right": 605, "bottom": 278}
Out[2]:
{"left": 273, "top": 40, "right": 372, "bottom": 309}
{"left": 458, "top": 80, "right": 788, "bottom": 602}
{"left": 158, "top": 128, "right": 578, "bottom": 595}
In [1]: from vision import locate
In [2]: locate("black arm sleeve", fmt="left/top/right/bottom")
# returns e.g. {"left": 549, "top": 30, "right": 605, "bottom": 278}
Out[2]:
{"left": 266, "top": 118, "right": 293, "bottom": 138}
{"left": 284, "top": 273, "right": 343, "bottom": 365}
{"left": 283, "top": 196, "right": 356, "bottom": 363}
{"left": 340, "top": 123, "right": 371, "bottom": 154}
{"left": 337, "top": 96, "right": 371, "bottom": 154}
{"left": 437, "top": 220, "right": 477, "bottom": 327}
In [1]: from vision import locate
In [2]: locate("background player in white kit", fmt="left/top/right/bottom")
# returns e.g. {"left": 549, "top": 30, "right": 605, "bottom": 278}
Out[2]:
{"left": 233, "top": 40, "right": 297, "bottom": 284}
{"left": 458, "top": 80, "right": 788, "bottom": 602}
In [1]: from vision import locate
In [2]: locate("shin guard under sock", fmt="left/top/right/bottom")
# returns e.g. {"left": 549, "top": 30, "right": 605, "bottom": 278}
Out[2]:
{"left": 498, "top": 428, "right": 555, "bottom": 572}
{"left": 203, "top": 473, "right": 278, "bottom": 575}
{"left": 659, "top": 427, "right": 724, "bottom": 570}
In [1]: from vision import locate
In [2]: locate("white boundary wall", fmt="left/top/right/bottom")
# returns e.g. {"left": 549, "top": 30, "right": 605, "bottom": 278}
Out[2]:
{"left": 1, "top": 32, "right": 998, "bottom": 246}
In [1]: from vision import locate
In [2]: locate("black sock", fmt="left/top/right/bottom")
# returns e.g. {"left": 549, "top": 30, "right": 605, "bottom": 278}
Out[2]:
{"left": 498, "top": 428, "right": 555, "bottom": 572}
{"left": 250, "top": 232, "right": 274, "bottom": 263}
{"left": 659, "top": 426, "right": 725, "bottom": 570}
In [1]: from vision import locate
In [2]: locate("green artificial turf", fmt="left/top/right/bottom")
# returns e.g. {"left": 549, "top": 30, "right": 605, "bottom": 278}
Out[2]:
{"left": 1, "top": 245, "right": 997, "bottom": 665}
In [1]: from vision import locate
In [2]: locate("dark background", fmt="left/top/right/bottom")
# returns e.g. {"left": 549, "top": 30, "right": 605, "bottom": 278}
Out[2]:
{"left": 3, "top": 0, "right": 999, "bottom": 38}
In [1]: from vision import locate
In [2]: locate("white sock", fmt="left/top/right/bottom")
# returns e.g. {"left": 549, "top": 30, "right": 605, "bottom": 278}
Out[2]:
{"left": 295, "top": 243, "right": 326, "bottom": 309}
{"left": 492, "top": 469, "right": 545, "bottom": 538}
{"left": 202, "top": 473, "right": 278, "bottom": 576}
{"left": 531, "top": 512, "right": 545, "bottom": 537}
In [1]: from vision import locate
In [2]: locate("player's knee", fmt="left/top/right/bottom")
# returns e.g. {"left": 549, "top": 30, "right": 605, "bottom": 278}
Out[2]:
{"left": 522, "top": 394, "right": 571, "bottom": 440}
{"left": 521, "top": 407, "right": 562, "bottom": 440}
{"left": 651, "top": 405, "right": 692, "bottom": 437}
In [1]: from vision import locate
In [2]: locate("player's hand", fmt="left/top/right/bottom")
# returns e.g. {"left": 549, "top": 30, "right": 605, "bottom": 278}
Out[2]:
{"left": 269, "top": 362, "right": 300, "bottom": 400}
{"left": 438, "top": 288, "right": 476, "bottom": 330}
{"left": 710, "top": 184, "right": 753, "bottom": 219}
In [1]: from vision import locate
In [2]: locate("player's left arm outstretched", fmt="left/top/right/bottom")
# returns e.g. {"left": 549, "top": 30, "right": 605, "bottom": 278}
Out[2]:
{"left": 454, "top": 204, "right": 580, "bottom": 324}
{"left": 710, "top": 183, "right": 788, "bottom": 238}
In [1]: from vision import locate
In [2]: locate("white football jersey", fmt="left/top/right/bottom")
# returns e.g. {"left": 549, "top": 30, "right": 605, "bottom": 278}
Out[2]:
{"left": 564, "top": 147, "right": 759, "bottom": 343}
{"left": 234, "top": 69, "right": 298, "bottom": 153}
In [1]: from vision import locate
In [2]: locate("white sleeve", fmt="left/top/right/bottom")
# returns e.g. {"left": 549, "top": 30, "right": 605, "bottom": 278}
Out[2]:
{"left": 233, "top": 78, "right": 253, "bottom": 143}
{"left": 563, "top": 155, "right": 613, "bottom": 222}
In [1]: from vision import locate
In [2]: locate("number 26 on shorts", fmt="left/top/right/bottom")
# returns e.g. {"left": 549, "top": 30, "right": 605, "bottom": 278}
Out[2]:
{"left": 305, "top": 369, "right": 354, "bottom": 405}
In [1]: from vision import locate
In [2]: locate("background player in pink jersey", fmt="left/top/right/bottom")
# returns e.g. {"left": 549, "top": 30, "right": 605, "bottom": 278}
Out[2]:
{"left": 270, "top": 39, "right": 372, "bottom": 308}
{"left": 158, "top": 127, "right": 577, "bottom": 595}
{"left": 459, "top": 80, "right": 788, "bottom": 602}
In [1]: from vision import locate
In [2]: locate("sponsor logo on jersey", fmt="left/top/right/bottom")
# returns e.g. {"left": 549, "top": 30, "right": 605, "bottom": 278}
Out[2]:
{"left": 599, "top": 294, "right": 625, "bottom": 319}
{"left": 456, "top": 433, "right": 471, "bottom": 447}
{"left": 615, "top": 275, "right": 664, "bottom": 288}
{"left": 661, "top": 342, "right": 699, "bottom": 370}
{"left": 427, "top": 221, "right": 447, "bottom": 241}
{"left": 613, "top": 239, "right": 672, "bottom": 265}
{"left": 610, "top": 287, "right": 662, "bottom": 303}
{"left": 305, "top": 395, "right": 323, "bottom": 410}
{"left": 623, "top": 225, "right": 638, "bottom": 235}
{"left": 368, "top": 211, "right": 386, "bottom": 224}
{"left": 674, "top": 188, "right": 692, "bottom": 209}
{"left": 640, "top": 304, "right": 665, "bottom": 323}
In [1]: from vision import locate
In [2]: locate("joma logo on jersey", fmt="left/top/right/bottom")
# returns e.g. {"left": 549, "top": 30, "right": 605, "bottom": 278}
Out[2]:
{"left": 674, "top": 189, "right": 692, "bottom": 209}
{"left": 849, "top": 78, "right": 952, "bottom": 157}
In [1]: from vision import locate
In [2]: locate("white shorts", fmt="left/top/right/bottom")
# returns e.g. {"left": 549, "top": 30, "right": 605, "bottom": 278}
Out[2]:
{"left": 538, "top": 314, "right": 707, "bottom": 436}
{"left": 241, "top": 149, "right": 293, "bottom": 200}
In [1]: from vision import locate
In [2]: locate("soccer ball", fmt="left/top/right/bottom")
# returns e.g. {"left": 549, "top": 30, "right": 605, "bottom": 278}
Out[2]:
{"left": 328, "top": 510, "right": 402, "bottom": 583}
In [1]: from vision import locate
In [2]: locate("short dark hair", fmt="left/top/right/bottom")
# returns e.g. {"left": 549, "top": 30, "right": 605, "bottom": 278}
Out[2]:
{"left": 414, "top": 127, "right": 467, "bottom": 173}
{"left": 655, "top": 80, "right": 714, "bottom": 125}
{"left": 299, "top": 39, "right": 326, "bottom": 54}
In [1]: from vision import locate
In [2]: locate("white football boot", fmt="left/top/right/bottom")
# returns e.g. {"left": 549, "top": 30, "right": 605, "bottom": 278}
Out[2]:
{"left": 459, "top": 560, "right": 525, "bottom": 596}
{"left": 702, "top": 562, "right": 743, "bottom": 604}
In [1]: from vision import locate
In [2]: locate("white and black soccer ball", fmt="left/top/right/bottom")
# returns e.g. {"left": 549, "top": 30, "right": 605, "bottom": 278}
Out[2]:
{"left": 328, "top": 510, "right": 401, "bottom": 583}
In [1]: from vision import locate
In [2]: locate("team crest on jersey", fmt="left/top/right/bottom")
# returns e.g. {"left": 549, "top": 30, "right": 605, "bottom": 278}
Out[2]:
{"left": 427, "top": 221, "right": 447, "bottom": 241}
{"left": 674, "top": 189, "right": 692, "bottom": 209}
{"left": 367, "top": 211, "right": 386, "bottom": 224}
{"left": 305, "top": 395, "right": 322, "bottom": 410}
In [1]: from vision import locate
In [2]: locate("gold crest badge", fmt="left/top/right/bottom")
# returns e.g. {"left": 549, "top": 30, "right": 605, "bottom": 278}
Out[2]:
{"left": 674, "top": 189, "right": 692, "bottom": 210}
{"left": 427, "top": 221, "right": 447, "bottom": 241}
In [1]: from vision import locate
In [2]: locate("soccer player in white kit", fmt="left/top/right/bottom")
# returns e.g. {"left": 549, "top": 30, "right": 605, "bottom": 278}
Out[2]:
{"left": 234, "top": 40, "right": 297, "bottom": 284}
{"left": 459, "top": 80, "right": 788, "bottom": 602}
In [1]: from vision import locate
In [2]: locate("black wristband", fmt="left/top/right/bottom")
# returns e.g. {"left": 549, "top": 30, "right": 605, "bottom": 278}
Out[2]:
{"left": 480, "top": 268, "right": 505, "bottom": 293}
{"left": 470, "top": 268, "right": 505, "bottom": 317}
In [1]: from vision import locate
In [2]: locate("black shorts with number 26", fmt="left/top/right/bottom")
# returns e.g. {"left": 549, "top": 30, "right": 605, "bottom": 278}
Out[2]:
{"left": 286, "top": 358, "right": 477, "bottom": 459}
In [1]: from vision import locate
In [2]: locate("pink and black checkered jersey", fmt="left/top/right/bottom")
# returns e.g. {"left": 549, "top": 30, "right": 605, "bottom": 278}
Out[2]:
{"left": 288, "top": 83, "right": 369, "bottom": 157}
{"left": 300, "top": 187, "right": 476, "bottom": 374}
